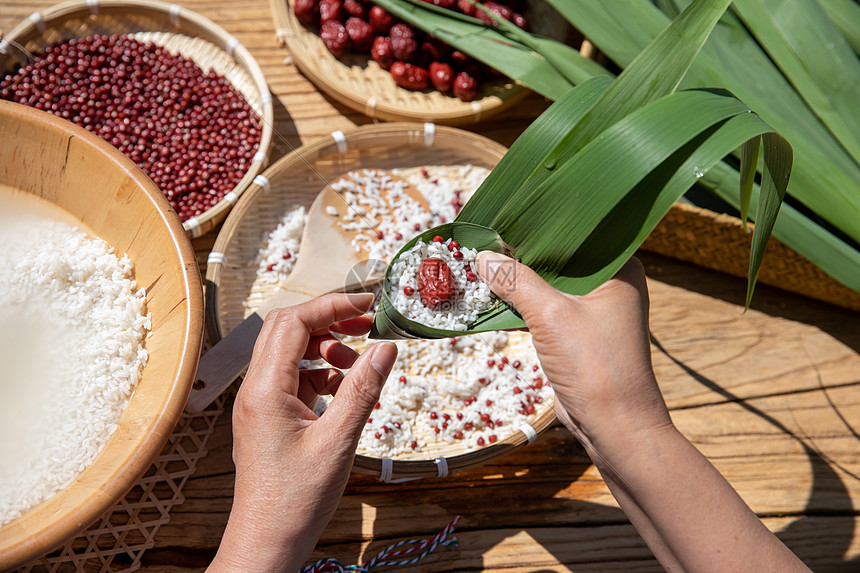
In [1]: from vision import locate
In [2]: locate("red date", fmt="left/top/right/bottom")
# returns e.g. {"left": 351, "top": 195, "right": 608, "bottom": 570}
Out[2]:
{"left": 450, "top": 50, "right": 469, "bottom": 65}
{"left": 343, "top": 0, "right": 367, "bottom": 19}
{"left": 475, "top": 1, "right": 513, "bottom": 25}
{"left": 293, "top": 0, "right": 318, "bottom": 25}
{"left": 368, "top": 5, "right": 394, "bottom": 34}
{"left": 457, "top": 0, "right": 476, "bottom": 16}
{"left": 389, "top": 23, "right": 419, "bottom": 62}
{"left": 390, "top": 61, "right": 430, "bottom": 90}
{"left": 345, "top": 17, "right": 373, "bottom": 52}
{"left": 421, "top": 38, "right": 450, "bottom": 62}
{"left": 429, "top": 61, "right": 454, "bottom": 92}
{"left": 371, "top": 36, "right": 394, "bottom": 69}
{"left": 418, "top": 257, "right": 456, "bottom": 308}
{"left": 453, "top": 68, "right": 479, "bottom": 101}
{"left": 320, "top": 20, "right": 350, "bottom": 57}
{"left": 319, "top": 0, "right": 343, "bottom": 23}
{"left": 512, "top": 12, "right": 529, "bottom": 30}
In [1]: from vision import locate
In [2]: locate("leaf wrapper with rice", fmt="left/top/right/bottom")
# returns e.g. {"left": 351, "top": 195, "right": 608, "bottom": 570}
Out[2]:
{"left": 371, "top": 0, "right": 793, "bottom": 340}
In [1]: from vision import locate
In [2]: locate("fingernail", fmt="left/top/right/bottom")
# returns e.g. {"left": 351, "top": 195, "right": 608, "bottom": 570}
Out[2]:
{"left": 344, "top": 292, "right": 375, "bottom": 311}
{"left": 370, "top": 342, "right": 398, "bottom": 376}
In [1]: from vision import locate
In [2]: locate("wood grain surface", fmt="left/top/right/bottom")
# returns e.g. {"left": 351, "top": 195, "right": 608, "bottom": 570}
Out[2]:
{"left": 2, "top": 1, "right": 859, "bottom": 571}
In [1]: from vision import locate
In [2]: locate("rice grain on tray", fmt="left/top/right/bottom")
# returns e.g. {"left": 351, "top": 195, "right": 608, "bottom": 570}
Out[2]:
{"left": 251, "top": 166, "right": 553, "bottom": 458}
{"left": 0, "top": 207, "right": 149, "bottom": 525}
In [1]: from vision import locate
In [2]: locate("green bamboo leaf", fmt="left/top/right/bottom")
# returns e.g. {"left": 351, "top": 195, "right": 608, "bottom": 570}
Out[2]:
{"left": 491, "top": 90, "right": 766, "bottom": 273}
{"left": 739, "top": 137, "right": 760, "bottom": 228}
{"left": 552, "top": 0, "right": 860, "bottom": 290}
{"left": 746, "top": 132, "right": 793, "bottom": 306}
{"left": 818, "top": 0, "right": 860, "bottom": 56}
{"left": 731, "top": 0, "right": 860, "bottom": 164}
{"left": 541, "top": 0, "right": 734, "bottom": 168}
{"left": 457, "top": 75, "right": 612, "bottom": 226}
{"left": 460, "top": 0, "right": 738, "bottom": 257}
{"left": 375, "top": 89, "right": 790, "bottom": 338}
{"left": 553, "top": 0, "right": 860, "bottom": 242}
{"left": 550, "top": 114, "right": 787, "bottom": 296}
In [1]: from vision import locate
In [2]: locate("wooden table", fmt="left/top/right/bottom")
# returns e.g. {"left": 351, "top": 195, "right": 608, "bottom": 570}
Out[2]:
{"left": 3, "top": 1, "right": 859, "bottom": 571}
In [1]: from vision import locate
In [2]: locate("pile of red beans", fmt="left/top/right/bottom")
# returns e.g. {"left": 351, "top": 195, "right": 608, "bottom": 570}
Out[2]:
{"left": 294, "top": 0, "right": 529, "bottom": 102}
{"left": 0, "top": 34, "right": 262, "bottom": 222}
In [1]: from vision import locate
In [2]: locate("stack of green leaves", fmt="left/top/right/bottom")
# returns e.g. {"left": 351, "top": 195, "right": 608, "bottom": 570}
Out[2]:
{"left": 371, "top": 0, "right": 792, "bottom": 339}
{"left": 371, "top": 0, "right": 860, "bottom": 305}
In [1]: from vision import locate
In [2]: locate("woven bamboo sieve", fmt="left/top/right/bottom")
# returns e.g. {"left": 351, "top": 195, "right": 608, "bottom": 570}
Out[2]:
{"left": 270, "top": 0, "right": 589, "bottom": 125}
{"left": 0, "top": 0, "right": 274, "bottom": 239}
{"left": 641, "top": 202, "right": 860, "bottom": 312}
{"left": 205, "top": 123, "right": 557, "bottom": 481}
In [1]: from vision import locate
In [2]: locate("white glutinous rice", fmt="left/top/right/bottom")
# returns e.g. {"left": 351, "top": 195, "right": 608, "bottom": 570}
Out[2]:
{"left": 0, "top": 213, "right": 149, "bottom": 526}
{"left": 387, "top": 238, "right": 495, "bottom": 330}
{"left": 253, "top": 205, "right": 307, "bottom": 288}
{"left": 311, "top": 331, "right": 551, "bottom": 457}
{"left": 255, "top": 165, "right": 553, "bottom": 457}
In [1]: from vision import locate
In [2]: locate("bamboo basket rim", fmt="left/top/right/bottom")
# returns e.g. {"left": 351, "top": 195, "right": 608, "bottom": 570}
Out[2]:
{"left": 0, "top": 100, "right": 204, "bottom": 570}
{"left": 205, "top": 122, "right": 557, "bottom": 481}
{"left": 641, "top": 201, "right": 860, "bottom": 312}
{"left": 270, "top": 0, "right": 574, "bottom": 125}
{"left": 0, "top": 0, "right": 275, "bottom": 239}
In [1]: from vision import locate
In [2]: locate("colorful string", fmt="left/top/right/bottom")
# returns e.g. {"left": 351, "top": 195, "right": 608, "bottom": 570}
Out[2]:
{"left": 300, "top": 516, "right": 461, "bottom": 573}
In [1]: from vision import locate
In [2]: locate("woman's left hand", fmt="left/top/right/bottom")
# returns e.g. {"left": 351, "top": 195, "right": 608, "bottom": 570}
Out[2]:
{"left": 209, "top": 293, "right": 397, "bottom": 572}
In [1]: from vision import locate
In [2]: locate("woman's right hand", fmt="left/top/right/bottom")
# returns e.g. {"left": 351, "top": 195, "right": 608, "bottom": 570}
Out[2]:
{"left": 475, "top": 253, "right": 672, "bottom": 452}
{"left": 476, "top": 252, "right": 811, "bottom": 573}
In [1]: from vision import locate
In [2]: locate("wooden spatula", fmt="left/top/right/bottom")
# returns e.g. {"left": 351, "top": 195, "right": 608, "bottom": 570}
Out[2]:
{"left": 185, "top": 170, "right": 428, "bottom": 414}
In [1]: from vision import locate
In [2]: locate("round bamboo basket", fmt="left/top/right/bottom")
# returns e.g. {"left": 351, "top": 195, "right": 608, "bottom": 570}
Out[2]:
{"left": 0, "top": 0, "right": 274, "bottom": 239}
{"left": 0, "top": 101, "right": 203, "bottom": 569}
{"left": 270, "top": 0, "right": 582, "bottom": 125}
{"left": 643, "top": 202, "right": 860, "bottom": 312}
{"left": 205, "top": 123, "right": 556, "bottom": 481}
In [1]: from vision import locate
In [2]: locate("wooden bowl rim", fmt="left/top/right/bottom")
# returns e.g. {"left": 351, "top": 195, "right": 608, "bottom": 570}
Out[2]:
{"left": 204, "top": 122, "right": 556, "bottom": 481}
{"left": 0, "top": 0, "right": 275, "bottom": 239}
{"left": 0, "top": 100, "right": 204, "bottom": 569}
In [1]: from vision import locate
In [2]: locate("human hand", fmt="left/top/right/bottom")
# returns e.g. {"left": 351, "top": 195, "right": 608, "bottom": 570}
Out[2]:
{"left": 476, "top": 254, "right": 811, "bottom": 573}
{"left": 475, "top": 253, "right": 672, "bottom": 452}
{"left": 209, "top": 293, "right": 397, "bottom": 573}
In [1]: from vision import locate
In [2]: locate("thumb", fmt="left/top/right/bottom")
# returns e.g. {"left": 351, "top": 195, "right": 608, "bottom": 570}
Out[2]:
{"left": 320, "top": 342, "right": 398, "bottom": 439}
{"left": 475, "top": 251, "right": 563, "bottom": 322}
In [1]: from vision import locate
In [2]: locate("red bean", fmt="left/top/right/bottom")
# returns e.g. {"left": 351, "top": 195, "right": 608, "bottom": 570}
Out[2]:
{"left": 0, "top": 34, "right": 262, "bottom": 221}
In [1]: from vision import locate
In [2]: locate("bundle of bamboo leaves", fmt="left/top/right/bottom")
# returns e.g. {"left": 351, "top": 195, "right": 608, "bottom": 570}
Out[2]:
{"left": 370, "top": 0, "right": 859, "bottom": 302}
{"left": 371, "top": 0, "right": 793, "bottom": 339}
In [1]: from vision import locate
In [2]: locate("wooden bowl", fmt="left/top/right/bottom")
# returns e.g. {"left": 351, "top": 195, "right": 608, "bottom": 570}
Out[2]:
{"left": 0, "top": 0, "right": 274, "bottom": 239}
{"left": 0, "top": 100, "right": 204, "bottom": 569}
{"left": 205, "top": 123, "right": 555, "bottom": 481}
{"left": 270, "top": 0, "right": 580, "bottom": 125}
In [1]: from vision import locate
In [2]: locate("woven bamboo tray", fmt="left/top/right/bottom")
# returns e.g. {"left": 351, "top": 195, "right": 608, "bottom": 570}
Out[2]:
{"left": 0, "top": 0, "right": 274, "bottom": 239}
{"left": 205, "top": 123, "right": 556, "bottom": 481}
{"left": 641, "top": 202, "right": 860, "bottom": 312}
{"left": 271, "top": 0, "right": 586, "bottom": 125}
